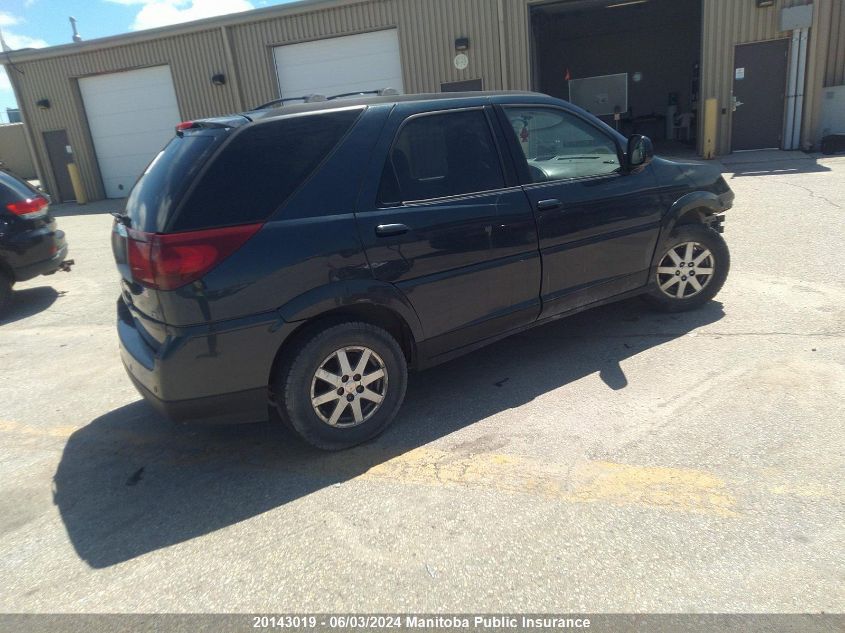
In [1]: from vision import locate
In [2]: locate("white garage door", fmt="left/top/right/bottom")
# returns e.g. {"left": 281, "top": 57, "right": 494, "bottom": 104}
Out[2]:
{"left": 79, "top": 66, "right": 181, "bottom": 198}
{"left": 273, "top": 29, "right": 404, "bottom": 100}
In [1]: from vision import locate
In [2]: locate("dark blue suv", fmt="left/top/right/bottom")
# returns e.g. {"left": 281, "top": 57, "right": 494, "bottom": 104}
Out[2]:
{"left": 112, "top": 91, "right": 732, "bottom": 450}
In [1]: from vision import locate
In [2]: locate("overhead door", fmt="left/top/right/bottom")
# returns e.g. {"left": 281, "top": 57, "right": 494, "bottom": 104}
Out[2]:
{"left": 79, "top": 65, "right": 181, "bottom": 198}
{"left": 273, "top": 29, "right": 404, "bottom": 99}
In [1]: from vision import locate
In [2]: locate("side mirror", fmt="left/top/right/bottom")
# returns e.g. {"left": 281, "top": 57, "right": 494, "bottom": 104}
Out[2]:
{"left": 627, "top": 134, "right": 654, "bottom": 170}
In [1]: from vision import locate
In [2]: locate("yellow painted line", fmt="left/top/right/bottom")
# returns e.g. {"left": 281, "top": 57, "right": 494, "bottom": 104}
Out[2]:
{"left": 2, "top": 419, "right": 835, "bottom": 515}
{"left": 0, "top": 419, "right": 79, "bottom": 439}
{"left": 358, "top": 447, "right": 740, "bottom": 517}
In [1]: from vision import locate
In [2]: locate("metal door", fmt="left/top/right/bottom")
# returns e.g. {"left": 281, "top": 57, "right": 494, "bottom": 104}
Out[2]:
{"left": 42, "top": 130, "right": 76, "bottom": 202}
{"left": 731, "top": 39, "right": 789, "bottom": 151}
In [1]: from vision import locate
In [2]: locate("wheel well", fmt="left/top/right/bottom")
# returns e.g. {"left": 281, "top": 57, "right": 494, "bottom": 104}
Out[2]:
{"left": 675, "top": 207, "right": 710, "bottom": 227}
{"left": 268, "top": 304, "right": 417, "bottom": 387}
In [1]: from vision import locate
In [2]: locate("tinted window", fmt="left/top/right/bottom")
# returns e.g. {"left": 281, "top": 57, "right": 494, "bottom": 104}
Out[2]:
{"left": 503, "top": 107, "right": 621, "bottom": 183}
{"left": 0, "top": 169, "right": 43, "bottom": 205}
{"left": 170, "top": 108, "right": 361, "bottom": 232}
{"left": 379, "top": 110, "right": 504, "bottom": 204}
{"left": 125, "top": 133, "right": 223, "bottom": 232}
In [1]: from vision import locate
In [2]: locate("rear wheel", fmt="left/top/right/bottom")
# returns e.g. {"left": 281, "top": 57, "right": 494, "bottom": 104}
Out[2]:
{"left": 0, "top": 271, "right": 12, "bottom": 319}
{"left": 643, "top": 224, "right": 730, "bottom": 312}
{"left": 274, "top": 321, "right": 408, "bottom": 450}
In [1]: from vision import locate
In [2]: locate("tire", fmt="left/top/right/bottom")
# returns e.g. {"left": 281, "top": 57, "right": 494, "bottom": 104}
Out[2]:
{"left": 642, "top": 224, "right": 730, "bottom": 313}
{"left": 0, "top": 271, "right": 12, "bottom": 319}
{"left": 273, "top": 321, "right": 408, "bottom": 451}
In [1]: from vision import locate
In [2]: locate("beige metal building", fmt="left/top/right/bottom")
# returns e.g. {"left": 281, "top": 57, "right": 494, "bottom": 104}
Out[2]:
{"left": 2, "top": 0, "right": 843, "bottom": 202}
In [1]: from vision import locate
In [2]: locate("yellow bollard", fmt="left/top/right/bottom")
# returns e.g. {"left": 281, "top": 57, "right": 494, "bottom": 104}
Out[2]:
{"left": 67, "top": 162, "right": 88, "bottom": 205}
{"left": 702, "top": 98, "right": 718, "bottom": 160}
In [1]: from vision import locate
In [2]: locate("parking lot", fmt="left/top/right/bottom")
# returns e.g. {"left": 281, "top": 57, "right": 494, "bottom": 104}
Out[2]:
{"left": 0, "top": 152, "right": 843, "bottom": 613}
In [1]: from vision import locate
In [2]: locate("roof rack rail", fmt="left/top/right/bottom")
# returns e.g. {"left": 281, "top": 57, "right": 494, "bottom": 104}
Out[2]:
{"left": 254, "top": 94, "right": 327, "bottom": 110}
{"left": 326, "top": 87, "right": 399, "bottom": 100}
{"left": 254, "top": 88, "right": 399, "bottom": 109}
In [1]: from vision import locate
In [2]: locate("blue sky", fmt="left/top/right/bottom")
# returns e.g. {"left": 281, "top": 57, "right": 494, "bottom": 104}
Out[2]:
{"left": 0, "top": 0, "right": 297, "bottom": 122}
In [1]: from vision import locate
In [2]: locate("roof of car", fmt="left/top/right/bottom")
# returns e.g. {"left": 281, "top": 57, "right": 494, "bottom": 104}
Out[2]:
{"left": 247, "top": 91, "right": 548, "bottom": 121}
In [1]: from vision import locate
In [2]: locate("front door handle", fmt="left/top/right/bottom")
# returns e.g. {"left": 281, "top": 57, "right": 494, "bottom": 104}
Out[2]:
{"left": 537, "top": 199, "right": 562, "bottom": 212}
{"left": 375, "top": 223, "right": 410, "bottom": 237}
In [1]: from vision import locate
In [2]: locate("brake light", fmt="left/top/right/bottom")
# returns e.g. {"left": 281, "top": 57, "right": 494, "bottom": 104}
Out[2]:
{"left": 6, "top": 196, "right": 48, "bottom": 219}
{"left": 175, "top": 121, "right": 198, "bottom": 132}
{"left": 126, "top": 224, "right": 262, "bottom": 290}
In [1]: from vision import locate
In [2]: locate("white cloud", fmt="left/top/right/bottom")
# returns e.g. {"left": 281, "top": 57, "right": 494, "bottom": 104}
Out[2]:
{"left": 2, "top": 31, "right": 49, "bottom": 49}
{"left": 0, "top": 18, "right": 48, "bottom": 114}
{"left": 0, "top": 12, "right": 22, "bottom": 27}
{"left": 105, "top": 0, "right": 254, "bottom": 31}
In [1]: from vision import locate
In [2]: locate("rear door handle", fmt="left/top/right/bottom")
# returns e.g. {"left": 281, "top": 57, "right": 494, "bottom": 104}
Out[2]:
{"left": 537, "top": 199, "right": 562, "bottom": 212}
{"left": 375, "top": 223, "right": 410, "bottom": 237}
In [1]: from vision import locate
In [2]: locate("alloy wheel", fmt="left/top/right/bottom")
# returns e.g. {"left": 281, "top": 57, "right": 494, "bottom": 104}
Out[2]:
{"left": 310, "top": 346, "right": 388, "bottom": 428}
{"left": 656, "top": 241, "right": 716, "bottom": 300}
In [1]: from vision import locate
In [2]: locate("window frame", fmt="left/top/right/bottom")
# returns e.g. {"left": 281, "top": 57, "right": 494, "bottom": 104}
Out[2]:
{"left": 494, "top": 104, "right": 625, "bottom": 188}
{"left": 376, "top": 106, "right": 512, "bottom": 208}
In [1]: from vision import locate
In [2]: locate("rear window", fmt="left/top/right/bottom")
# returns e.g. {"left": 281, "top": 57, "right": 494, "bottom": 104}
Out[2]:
{"left": 170, "top": 108, "right": 362, "bottom": 232}
{"left": 125, "top": 132, "right": 223, "bottom": 232}
{"left": 0, "top": 170, "right": 42, "bottom": 206}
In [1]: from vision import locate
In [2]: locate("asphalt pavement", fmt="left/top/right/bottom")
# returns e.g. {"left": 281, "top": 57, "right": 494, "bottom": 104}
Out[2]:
{"left": 0, "top": 152, "right": 842, "bottom": 613}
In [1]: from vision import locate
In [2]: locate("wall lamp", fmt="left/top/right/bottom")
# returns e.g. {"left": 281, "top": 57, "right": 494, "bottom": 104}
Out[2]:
{"left": 211, "top": 73, "right": 226, "bottom": 86}
{"left": 756, "top": 0, "right": 775, "bottom": 7}
{"left": 36, "top": 99, "right": 51, "bottom": 110}
{"left": 454, "top": 37, "right": 469, "bottom": 51}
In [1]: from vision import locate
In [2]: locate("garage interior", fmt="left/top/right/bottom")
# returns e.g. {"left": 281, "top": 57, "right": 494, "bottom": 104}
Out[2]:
{"left": 531, "top": 0, "right": 703, "bottom": 153}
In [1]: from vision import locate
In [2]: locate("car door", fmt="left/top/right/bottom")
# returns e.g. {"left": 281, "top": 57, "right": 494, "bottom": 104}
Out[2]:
{"left": 496, "top": 104, "right": 663, "bottom": 318}
{"left": 355, "top": 104, "right": 541, "bottom": 360}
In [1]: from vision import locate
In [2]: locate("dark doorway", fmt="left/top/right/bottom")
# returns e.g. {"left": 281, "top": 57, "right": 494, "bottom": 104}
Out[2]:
{"left": 441, "top": 78, "right": 483, "bottom": 92}
{"left": 731, "top": 39, "right": 789, "bottom": 151}
{"left": 42, "top": 129, "right": 76, "bottom": 202}
{"left": 530, "top": 0, "right": 702, "bottom": 148}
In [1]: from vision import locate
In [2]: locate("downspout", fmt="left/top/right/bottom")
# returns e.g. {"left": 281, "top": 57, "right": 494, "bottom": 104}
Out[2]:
{"left": 784, "top": 29, "right": 800, "bottom": 150}
{"left": 791, "top": 27, "right": 808, "bottom": 150}
{"left": 497, "top": 0, "right": 509, "bottom": 90}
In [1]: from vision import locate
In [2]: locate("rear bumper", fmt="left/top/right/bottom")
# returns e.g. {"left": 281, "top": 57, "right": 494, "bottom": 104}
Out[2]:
{"left": 13, "top": 242, "right": 69, "bottom": 282}
{"left": 117, "top": 297, "right": 298, "bottom": 424}
{"left": 123, "top": 366, "right": 269, "bottom": 425}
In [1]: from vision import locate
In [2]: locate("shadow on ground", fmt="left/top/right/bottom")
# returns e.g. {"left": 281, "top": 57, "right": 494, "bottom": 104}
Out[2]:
{"left": 724, "top": 157, "right": 832, "bottom": 178}
{"left": 0, "top": 286, "right": 59, "bottom": 326}
{"left": 54, "top": 298, "right": 723, "bottom": 568}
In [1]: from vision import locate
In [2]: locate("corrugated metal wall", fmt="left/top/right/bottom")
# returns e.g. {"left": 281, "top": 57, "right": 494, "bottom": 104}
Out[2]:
{"left": 0, "top": 123, "right": 36, "bottom": 179}
{"left": 4, "top": 0, "right": 843, "bottom": 202}
{"left": 229, "top": 0, "right": 505, "bottom": 110}
{"left": 700, "top": 0, "right": 838, "bottom": 155}
{"left": 10, "top": 28, "right": 240, "bottom": 200}
{"left": 825, "top": 0, "right": 845, "bottom": 86}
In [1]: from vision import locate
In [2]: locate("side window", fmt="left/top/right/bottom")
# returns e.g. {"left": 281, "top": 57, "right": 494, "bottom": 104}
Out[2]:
{"left": 503, "top": 107, "right": 621, "bottom": 183}
{"left": 378, "top": 110, "right": 504, "bottom": 205}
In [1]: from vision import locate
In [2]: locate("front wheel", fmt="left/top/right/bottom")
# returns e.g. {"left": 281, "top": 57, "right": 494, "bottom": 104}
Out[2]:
{"left": 273, "top": 321, "right": 408, "bottom": 450}
{"left": 642, "top": 224, "right": 730, "bottom": 312}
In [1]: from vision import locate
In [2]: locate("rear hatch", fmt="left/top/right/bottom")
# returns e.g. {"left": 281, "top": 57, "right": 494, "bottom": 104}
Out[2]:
{"left": 0, "top": 170, "right": 62, "bottom": 265}
{"left": 111, "top": 117, "right": 245, "bottom": 344}
{"left": 112, "top": 108, "right": 364, "bottom": 340}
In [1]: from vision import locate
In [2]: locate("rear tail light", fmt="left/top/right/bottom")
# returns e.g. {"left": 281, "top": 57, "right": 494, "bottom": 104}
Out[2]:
{"left": 6, "top": 196, "right": 49, "bottom": 219}
{"left": 126, "top": 223, "right": 262, "bottom": 290}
